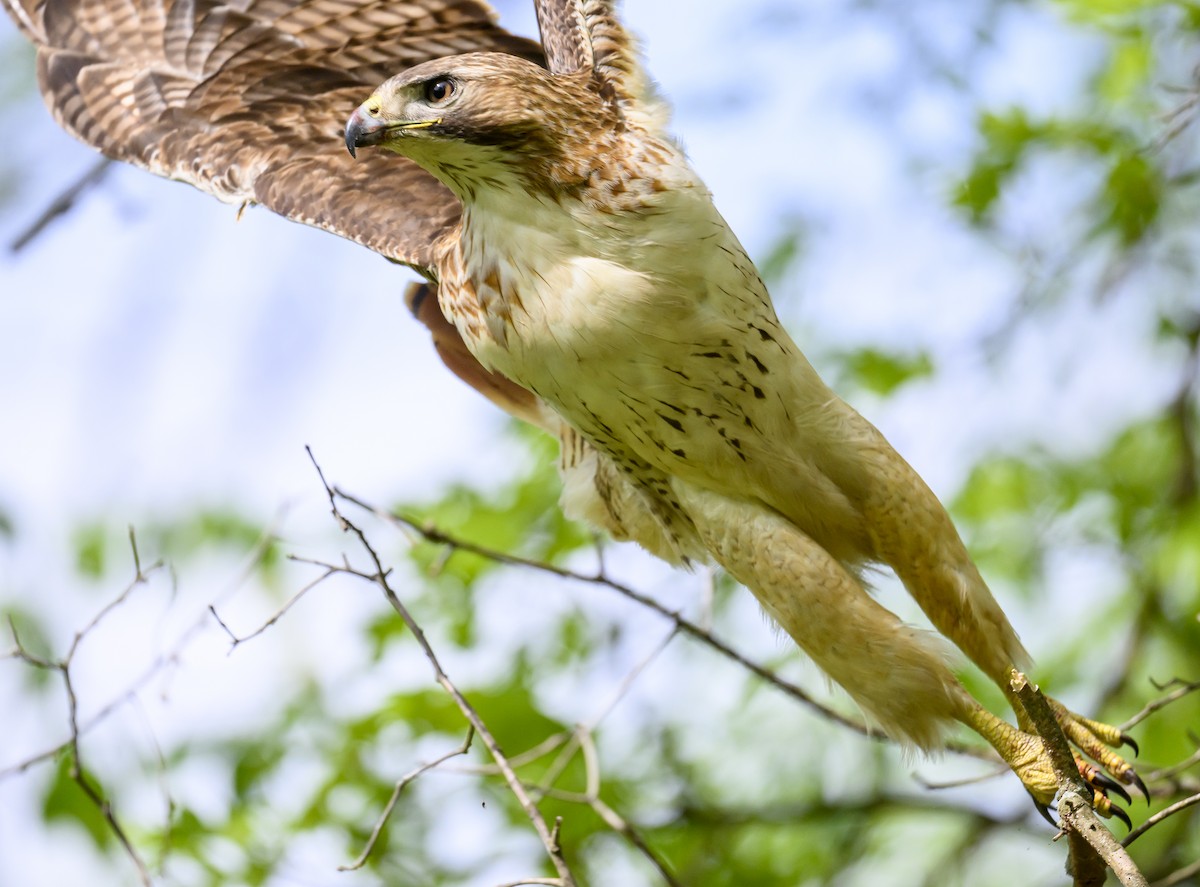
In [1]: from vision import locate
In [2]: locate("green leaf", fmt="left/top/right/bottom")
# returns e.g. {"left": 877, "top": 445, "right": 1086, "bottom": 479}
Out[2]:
{"left": 145, "top": 510, "right": 282, "bottom": 580}
{"left": 1098, "top": 36, "right": 1152, "bottom": 104}
{"left": 41, "top": 753, "right": 113, "bottom": 850}
{"left": 232, "top": 739, "right": 288, "bottom": 798}
{"left": 73, "top": 523, "right": 107, "bottom": 579}
{"left": 2, "top": 607, "right": 55, "bottom": 688}
{"left": 840, "top": 349, "right": 933, "bottom": 396}
{"left": 757, "top": 223, "right": 807, "bottom": 285}
{"left": 1101, "top": 151, "right": 1162, "bottom": 246}
{"left": 1052, "top": 0, "right": 1164, "bottom": 21}
{"left": 954, "top": 159, "right": 1013, "bottom": 223}
{"left": 1150, "top": 500, "right": 1200, "bottom": 594}
{"left": 404, "top": 423, "right": 592, "bottom": 594}
{"left": 954, "top": 458, "right": 1041, "bottom": 521}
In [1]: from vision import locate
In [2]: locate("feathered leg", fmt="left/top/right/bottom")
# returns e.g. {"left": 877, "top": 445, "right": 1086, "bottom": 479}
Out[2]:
{"left": 677, "top": 482, "right": 967, "bottom": 750}
{"left": 853, "top": 432, "right": 1144, "bottom": 810}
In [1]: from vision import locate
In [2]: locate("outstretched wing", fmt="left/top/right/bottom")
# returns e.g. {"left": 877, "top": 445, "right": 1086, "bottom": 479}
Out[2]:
{"left": 532, "top": 0, "right": 644, "bottom": 108}
{"left": 4, "top": 0, "right": 543, "bottom": 271}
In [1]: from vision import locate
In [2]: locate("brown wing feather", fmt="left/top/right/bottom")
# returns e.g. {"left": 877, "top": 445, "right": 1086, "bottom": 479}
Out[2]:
{"left": 8, "top": 0, "right": 544, "bottom": 271}
{"left": 532, "top": 0, "right": 591, "bottom": 76}
{"left": 533, "top": 0, "right": 638, "bottom": 104}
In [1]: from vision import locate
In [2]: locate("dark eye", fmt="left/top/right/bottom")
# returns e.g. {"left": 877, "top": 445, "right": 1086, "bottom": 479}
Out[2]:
{"left": 424, "top": 78, "right": 456, "bottom": 104}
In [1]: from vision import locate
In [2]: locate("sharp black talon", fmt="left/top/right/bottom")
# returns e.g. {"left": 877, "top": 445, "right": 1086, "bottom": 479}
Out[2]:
{"left": 1120, "top": 733, "right": 1140, "bottom": 757}
{"left": 1090, "top": 772, "right": 1132, "bottom": 806}
{"left": 1126, "top": 769, "right": 1150, "bottom": 805}
{"left": 1108, "top": 804, "right": 1132, "bottom": 831}
{"left": 1032, "top": 797, "right": 1058, "bottom": 828}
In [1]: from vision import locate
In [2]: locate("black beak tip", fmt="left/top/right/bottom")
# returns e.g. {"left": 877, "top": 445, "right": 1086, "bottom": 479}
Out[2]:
{"left": 344, "top": 123, "right": 359, "bottom": 159}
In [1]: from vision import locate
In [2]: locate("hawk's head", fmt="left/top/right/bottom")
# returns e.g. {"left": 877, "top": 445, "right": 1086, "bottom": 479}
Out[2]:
{"left": 346, "top": 53, "right": 612, "bottom": 199}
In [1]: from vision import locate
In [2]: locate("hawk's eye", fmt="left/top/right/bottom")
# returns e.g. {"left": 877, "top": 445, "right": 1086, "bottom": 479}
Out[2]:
{"left": 424, "top": 78, "right": 456, "bottom": 104}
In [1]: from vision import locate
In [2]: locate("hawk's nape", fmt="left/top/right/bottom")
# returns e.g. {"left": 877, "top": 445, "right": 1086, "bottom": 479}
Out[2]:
{"left": 1, "top": 0, "right": 545, "bottom": 272}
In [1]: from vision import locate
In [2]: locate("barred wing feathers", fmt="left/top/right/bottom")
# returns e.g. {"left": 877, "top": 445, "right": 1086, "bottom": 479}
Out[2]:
{"left": 5, "top": 0, "right": 543, "bottom": 271}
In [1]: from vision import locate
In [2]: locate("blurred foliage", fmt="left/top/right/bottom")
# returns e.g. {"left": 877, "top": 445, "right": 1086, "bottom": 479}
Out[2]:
{"left": 954, "top": 109, "right": 1166, "bottom": 247}
{"left": 837, "top": 348, "right": 935, "bottom": 397}
{"left": 3, "top": 1, "right": 1200, "bottom": 886}
{"left": 42, "top": 754, "right": 114, "bottom": 850}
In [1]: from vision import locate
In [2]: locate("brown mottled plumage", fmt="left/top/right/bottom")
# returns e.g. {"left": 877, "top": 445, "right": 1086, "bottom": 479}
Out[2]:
{"left": 5, "top": 0, "right": 1142, "bottom": 822}
{"left": 5, "top": 0, "right": 541, "bottom": 270}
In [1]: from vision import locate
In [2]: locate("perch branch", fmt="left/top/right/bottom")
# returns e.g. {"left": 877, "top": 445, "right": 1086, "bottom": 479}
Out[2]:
{"left": 1010, "top": 672, "right": 1147, "bottom": 887}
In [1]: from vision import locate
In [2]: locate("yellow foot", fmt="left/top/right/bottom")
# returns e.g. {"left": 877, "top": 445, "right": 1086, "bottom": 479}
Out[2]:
{"left": 961, "top": 702, "right": 1137, "bottom": 830}
{"left": 1046, "top": 697, "right": 1148, "bottom": 806}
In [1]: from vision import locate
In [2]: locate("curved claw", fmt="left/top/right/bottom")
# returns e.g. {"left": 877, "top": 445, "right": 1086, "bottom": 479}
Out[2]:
{"left": 1032, "top": 797, "right": 1058, "bottom": 828}
{"left": 1089, "top": 771, "right": 1132, "bottom": 806}
{"left": 1120, "top": 733, "right": 1140, "bottom": 757}
{"left": 1125, "top": 768, "right": 1150, "bottom": 806}
{"left": 1105, "top": 802, "right": 1132, "bottom": 831}
{"left": 1046, "top": 697, "right": 1147, "bottom": 808}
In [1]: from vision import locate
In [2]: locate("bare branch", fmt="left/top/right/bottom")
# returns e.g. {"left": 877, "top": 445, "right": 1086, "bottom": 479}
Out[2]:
{"left": 211, "top": 566, "right": 337, "bottom": 651}
{"left": 1, "top": 507, "right": 293, "bottom": 887}
{"left": 913, "top": 765, "right": 1011, "bottom": 792}
{"left": 6, "top": 544, "right": 163, "bottom": 886}
{"left": 1121, "top": 679, "right": 1200, "bottom": 732}
{"left": 129, "top": 697, "right": 176, "bottom": 871}
{"left": 1055, "top": 791, "right": 1149, "bottom": 887}
{"left": 307, "top": 448, "right": 577, "bottom": 886}
{"left": 332, "top": 487, "right": 994, "bottom": 762}
{"left": 450, "top": 732, "right": 575, "bottom": 778}
{"left": 590, "top": 795, "right": 681, "bottom": 887}
{"left": 1010, "top": 672, "right": 1147, "bottom": 887}
{"left": 583, "top": 629, "right": 677, "bottom": 733}
{"left": 2, "top": 514, "right": 285, "bottom": 781}
{"left": 1122, "top": 792, "right": 1200, "bottom": 848}
{"left": 341, "top": 727, "right": 476, "bottom": 872}
{"left": 1151, "top": 857, "right": 1200, "bottom": 887}
{"left": 1143, "top": 739, "right": 1200, "bottom": 787}
{"left": 69, "top": 529, "right": 161, "bottom": 661}
{"left": 9, "top": 157, "right": 114, "bottom": 253}
{"left": 1149, "top": 93, "right": 1200, "bottom": 154}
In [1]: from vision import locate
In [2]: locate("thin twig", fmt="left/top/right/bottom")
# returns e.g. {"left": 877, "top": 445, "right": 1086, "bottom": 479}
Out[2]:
{"left": 9, "top": 157, "right": 114, "bottom": 252}
{"left": 913, "top": 765, "right": 1010, "bottom": 792}
{"left": 308, "top": 448, "right": 577, "bottom": 886}
{"left": 1151, "top": 857, "right": 1200, "bottom": 887}
{"left": 1122, "top": 792, "right": 1200, "bottom": 848}
{"left": 210, "top": 566, "right": 337, "bottom": 651}
{"left": 530, "top": 631, "right": 677, "bottom": 809}
{"left": 2, "top": 514, "right": 286, "bottom": 781}
{"left": 1121, "top": 680, "right": 1200, "bottom": 731}
{"left": 129, "top": 696, "right": 176, "bottom": 871}
{"left": 333, "top": 488, "right": 994, "bottom": 762}
{"left": 1143, "top": 741, "right": 1200, "bottom": 786}
{"left": 535, "top": 782, "right": 681, "bottom": 886}
{"left": 6, "top": 532, "right": 161, "bottom": 886}
{"left": 449, "top": 731, "right": 575, "bottom": 777}
{"left": 590, "top": 796, "right": 681, "bottom": 887}
{"left": 340, "top": 728, "right": 476, "bottom": 871}
{"left": 585, "top": 629, "right": 676, "bottom": 734}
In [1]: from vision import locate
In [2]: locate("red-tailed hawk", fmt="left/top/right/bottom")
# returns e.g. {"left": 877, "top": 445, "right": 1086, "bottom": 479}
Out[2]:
{"left": 3, "top": 0, "right": 1142, "bottom": 824}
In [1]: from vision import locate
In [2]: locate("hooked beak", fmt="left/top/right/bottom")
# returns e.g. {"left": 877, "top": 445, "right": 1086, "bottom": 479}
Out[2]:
{"left": 345, "top": 104, "right": 384, "bottom": 159}
{"left": 344, "top": 102, "right": 443, "bottom": 159}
